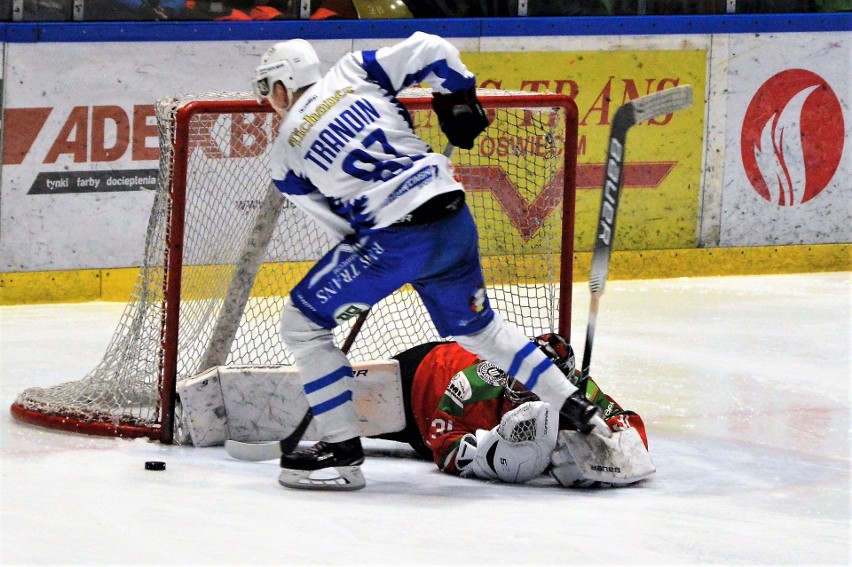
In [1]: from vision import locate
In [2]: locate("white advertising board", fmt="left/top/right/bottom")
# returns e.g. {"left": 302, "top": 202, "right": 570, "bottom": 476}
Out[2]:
{"left": 2, "top": 26, "right": 849, "bottom": 273}
{"left": 0, "top": 39, "right": 351, "bottom": 271}
{"left": 0, "top": 32, "right": 700, "bottom": 273}
{"left": 720, "top": 32, "right": 850, "bottom": 246}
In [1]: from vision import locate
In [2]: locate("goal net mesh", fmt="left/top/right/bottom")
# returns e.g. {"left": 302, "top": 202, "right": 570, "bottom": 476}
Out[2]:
{"left": 11, "top": 88, "right": 577, "bottom": 441}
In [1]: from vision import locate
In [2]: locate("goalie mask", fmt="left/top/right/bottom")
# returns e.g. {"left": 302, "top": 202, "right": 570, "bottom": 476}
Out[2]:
{"left": 253, "top": 39, "right": 322, "bottom": 107}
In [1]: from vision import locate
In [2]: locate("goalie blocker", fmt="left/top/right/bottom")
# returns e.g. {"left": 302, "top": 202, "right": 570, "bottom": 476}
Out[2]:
{"left": 179, "top": 338, "right": 654, "bottom": 488}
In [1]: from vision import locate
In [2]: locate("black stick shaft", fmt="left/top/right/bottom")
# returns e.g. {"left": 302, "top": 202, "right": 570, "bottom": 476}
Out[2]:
{"left": 580, "top": 85, "right": 693, "bottom": 379}
{"left": 581, "top": 107, "right": 633, "bottom": 379}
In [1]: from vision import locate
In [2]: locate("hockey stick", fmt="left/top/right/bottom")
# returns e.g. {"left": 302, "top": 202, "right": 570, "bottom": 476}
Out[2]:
{"left": 580, "top": 85, "right": 693, "bottom": 380}
{"left": 226, "top": 143, "right": 458, "bottom": 462}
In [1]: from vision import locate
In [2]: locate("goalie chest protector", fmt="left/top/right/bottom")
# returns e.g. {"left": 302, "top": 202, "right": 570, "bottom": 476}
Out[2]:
{"left": 177, "top": 361, "right": 406, "bottom": 447}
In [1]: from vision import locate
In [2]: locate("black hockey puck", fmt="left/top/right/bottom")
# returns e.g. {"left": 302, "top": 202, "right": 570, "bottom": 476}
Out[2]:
{"left": 145, "top": 461, "right": 166, "bottom": 471}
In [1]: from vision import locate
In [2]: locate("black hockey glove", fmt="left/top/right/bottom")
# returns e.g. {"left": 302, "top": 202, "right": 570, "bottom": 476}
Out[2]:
{"left": 431, "top": 87, "right": 490, "bottom": 150}
{"left": 559, "top": 390, "right": 600, "bottom": 434}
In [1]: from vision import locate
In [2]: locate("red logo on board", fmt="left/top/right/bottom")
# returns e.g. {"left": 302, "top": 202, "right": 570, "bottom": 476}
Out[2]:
{"left": 740, "top": 69, "right": 844, "bottom": 206}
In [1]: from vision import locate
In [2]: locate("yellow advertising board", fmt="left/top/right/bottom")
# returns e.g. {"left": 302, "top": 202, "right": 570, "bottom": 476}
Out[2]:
{"left": 463, "top": 50, "right": 707, "bottom": 251}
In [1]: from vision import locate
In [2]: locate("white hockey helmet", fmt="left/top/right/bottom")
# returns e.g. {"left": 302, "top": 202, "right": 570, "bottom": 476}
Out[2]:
{"left": 253, "top": 39, "right": 322, "bottom": 105}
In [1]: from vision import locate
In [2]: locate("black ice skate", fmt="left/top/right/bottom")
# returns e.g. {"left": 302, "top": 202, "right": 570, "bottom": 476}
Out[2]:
{"left": 278, "top": 437, "right": 365, "bottom": 491}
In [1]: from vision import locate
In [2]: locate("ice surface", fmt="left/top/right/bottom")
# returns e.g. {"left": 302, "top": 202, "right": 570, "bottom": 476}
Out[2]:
{"left": 1, "top": 273, "right": 849, "bottom": 565}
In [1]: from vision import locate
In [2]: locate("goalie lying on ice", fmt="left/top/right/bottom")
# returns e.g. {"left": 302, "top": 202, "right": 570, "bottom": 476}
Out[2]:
{"left": 208, "top": 333, "right": 654, "bottom": 488}
{"left": 386, "top": 334, "right": 654, "bottom": 487}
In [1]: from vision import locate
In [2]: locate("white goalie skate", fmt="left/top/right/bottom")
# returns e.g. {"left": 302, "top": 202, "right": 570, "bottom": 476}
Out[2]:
{"left": 278, "top": 438, "right": 366, "bottom": 491}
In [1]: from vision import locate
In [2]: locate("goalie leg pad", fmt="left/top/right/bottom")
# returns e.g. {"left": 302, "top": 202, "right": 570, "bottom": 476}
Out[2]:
{"left": 550, "top": 427, "right": 655, "bottom": 487}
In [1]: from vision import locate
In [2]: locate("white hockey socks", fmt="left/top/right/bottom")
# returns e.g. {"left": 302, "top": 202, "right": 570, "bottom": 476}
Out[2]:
{"left": 454, "top": 314, "right": 577, "bottom": 407}
{"left": 279, "top": 301, "right": 360, "bottom": 443}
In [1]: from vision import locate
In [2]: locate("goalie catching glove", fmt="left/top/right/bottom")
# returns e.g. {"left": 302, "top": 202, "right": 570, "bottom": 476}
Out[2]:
{"left": 431, "top": 88, "right": 490, "bottom": 150}
{"left": 456, "top": 401, "right": 557, "bottom": 483}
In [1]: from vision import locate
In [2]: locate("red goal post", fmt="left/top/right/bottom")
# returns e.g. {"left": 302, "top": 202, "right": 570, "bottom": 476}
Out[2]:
{"left": 11, "top": 88, "right": 578, "bottom": 443}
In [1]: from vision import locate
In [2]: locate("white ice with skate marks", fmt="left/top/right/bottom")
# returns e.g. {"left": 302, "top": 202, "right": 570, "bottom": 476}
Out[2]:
{"left": 1, "top": 273, "right": 849, "bottom": 564}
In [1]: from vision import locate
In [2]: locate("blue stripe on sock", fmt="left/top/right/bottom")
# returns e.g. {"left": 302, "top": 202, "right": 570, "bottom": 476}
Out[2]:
{"left": 312, "top": 391, "right": 353, "bottom": 416}
{"left": 304, "top": 366, "right": 350, "bottom": 395}
{"left": 506, "top": 342, "right": 537, "bottom": 378}
{"left": 525, "top": 358, "right": 552, "bottom": 391}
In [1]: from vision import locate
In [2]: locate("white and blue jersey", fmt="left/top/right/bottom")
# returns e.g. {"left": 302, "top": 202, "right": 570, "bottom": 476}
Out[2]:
{"left": 271, "top": 31, "right": 476, "bottom": 237}
{"left": 273, "top": 32, "right": 495, "bottom": 336}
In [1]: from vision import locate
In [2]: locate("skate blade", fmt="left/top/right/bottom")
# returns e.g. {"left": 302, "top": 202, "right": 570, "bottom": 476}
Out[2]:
{"left": 278, "top": 465, "right": 366, "bottom": 491}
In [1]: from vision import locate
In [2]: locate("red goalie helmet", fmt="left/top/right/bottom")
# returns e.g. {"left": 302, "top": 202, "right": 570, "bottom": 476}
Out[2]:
{"left": 534, "top": 333, "right": 576, "bottom": 378}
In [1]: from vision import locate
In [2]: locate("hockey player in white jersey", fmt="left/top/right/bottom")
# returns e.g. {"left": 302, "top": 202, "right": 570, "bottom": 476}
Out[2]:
{"left": 253, "top": 32, "right": 609, "bottom": 491}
